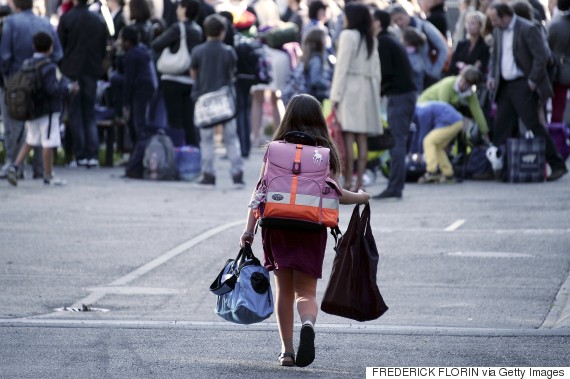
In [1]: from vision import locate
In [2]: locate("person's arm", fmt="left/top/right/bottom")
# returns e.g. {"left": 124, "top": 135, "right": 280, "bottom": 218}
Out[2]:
{"left": 50, "top": 29, "right": 64, "bottom": 63}
{"left": 0, "top": 18, "right": 13, "bottom": 78}
{"left": 150, "top": 23, "right": 179, "bottom": 53}
{"left": 421, "top": 20, "right": 449, "bottom": 78}
{"left": 331, "top": 173, "right": 370, "bottom": 205}
{"left": 240, "top": 162, "right": 267, "bottom": 247}
{"left": 525, "top": 23, "right": 549, "bottom": 87}
{"left": 468, "top": 93, "right": 489, "bottom": 136}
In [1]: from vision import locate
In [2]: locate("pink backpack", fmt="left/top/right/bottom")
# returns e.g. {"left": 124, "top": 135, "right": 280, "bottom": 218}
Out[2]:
{"left": 252, "top": 134, "right": 342, "bottom": 232}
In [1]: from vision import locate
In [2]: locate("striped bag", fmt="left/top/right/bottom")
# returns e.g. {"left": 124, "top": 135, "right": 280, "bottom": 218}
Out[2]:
{"left": 251, "top": 133, "right": 342, "bottom": 232}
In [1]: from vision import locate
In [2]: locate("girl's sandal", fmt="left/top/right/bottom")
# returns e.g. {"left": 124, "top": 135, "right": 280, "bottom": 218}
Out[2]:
{"left": 278, "top": 352, "right": 295, "bottom": 367}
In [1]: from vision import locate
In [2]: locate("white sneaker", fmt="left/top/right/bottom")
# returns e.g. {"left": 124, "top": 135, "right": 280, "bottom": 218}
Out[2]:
{"left": 44, "top": 177, "right": 67, "bottom": 186}
{"left": 87, "top": 159, "right": 99, "bottom": 168}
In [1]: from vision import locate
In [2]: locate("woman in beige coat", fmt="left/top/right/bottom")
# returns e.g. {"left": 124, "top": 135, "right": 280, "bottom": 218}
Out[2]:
{"left": 330, "top": 3, "right": 383, "bottom": 191}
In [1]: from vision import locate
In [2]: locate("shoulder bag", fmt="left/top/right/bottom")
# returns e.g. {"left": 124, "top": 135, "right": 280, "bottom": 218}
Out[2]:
{"left": 209, "top": 243, "right": 274, "bottom": 324}
{"left": 157, "top": 22, "right": 191, "bottom": 75}
{"left": 321, "top": 203, "right": 389, "bottom": 322}
{"left": 194, "top": 85, "right": 237, "bottom": 128}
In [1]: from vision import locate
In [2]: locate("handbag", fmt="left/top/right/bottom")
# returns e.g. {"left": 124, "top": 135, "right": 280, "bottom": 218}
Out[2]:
{"left": 367, "top": 129, "right": 394, "bottom": 151}
{"left": 156, "top": 22, "right": 191, "bottom": 75}
{"left": 505, "top": 131, "right": 546, "bottom": 183}
{"left": 194, "top": 85, "right": 237, "bottom": 129}
{"left": 209, "top": 243, "right": 274, "bottom": 324}
{"left": 325, "top": 107, "right": 346, "bottom": 171}
{"left": 321, "top": 203, "right": 388, "bottom": 322}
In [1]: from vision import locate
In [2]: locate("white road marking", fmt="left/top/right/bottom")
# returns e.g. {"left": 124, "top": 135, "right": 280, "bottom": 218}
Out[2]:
{"left": 62, "top": 220, "right": 243, "bottom": 309}
{"left": 1, "top": 318, "right": 569, "bottom": 336}
{"left": 444, "top": 219, "right": 466, "bottom": 231}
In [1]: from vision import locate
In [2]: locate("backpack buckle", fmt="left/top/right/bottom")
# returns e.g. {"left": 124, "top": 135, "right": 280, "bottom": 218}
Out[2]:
{"left": 292, "top": 162, "right": 301, "bottom": 174}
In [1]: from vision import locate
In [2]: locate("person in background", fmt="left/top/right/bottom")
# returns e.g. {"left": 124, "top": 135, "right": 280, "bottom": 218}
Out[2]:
{"left": 486, "top": 2, "right": 567, "bottom": 181}
{"left": 419, "top": 65, "right": 490, "bottom": 143}
{"left": 7, "top": 32, "right": 78, "bottom": 187}
{"left": 191, "top": 14, "right": 244, "bottom": 188}
{"left": 0, "top": 0, "right": 63, "bottom": 179}
{"left": 302, "top": 27, "right": 332, "bottom": 104}
{"left": 128, "top": 0, "right": 155, "bottom": 46}
{"left": 330, "top": 3, "right": 382, "bottom": 191}
{"left": 412, "top": 101, "right": 466, "bottom": 184}
{"left": 151, "top": 0, "right": 203, "bottom": 146}
{"left": 121, "top": 26, "right": 158, "bottom": 144}
{"left": 281, "top": 0, "right": 306, "bottom": 42}
{"left": 240, "top": 94, "right": 370, "bottom": 368}
{"left": 371, "top": 9, "right": 417, "bottom": 200}
{"left": 448, "top": 10, "right": 490, "bottom": 76}
{"left": 57, "top": 0, "right": 107, "bottom": 168}
{"left": 390, "top": 4, "right": 449, "bottom": 85}
{"left": 547, "top": 0, "right": 570, "bottom": 123}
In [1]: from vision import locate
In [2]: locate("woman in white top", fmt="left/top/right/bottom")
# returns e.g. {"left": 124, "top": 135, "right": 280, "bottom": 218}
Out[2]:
{"left": 330, "top": 3, "right": 382, "bottom": 191}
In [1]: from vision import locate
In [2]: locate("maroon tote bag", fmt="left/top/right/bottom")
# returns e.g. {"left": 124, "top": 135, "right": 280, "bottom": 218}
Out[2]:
{"left": 321, "top": 203, "right": 388, "bottom": 321}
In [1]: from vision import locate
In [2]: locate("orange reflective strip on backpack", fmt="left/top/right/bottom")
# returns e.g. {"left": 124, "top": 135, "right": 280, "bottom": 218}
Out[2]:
{"left": 264, "top": 202, "right": 320, "bottom": 223}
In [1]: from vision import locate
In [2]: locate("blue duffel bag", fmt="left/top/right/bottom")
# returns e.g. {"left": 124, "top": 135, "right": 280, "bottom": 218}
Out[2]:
{"left": 209, "top": 243, "right": 273, "bottom": 324}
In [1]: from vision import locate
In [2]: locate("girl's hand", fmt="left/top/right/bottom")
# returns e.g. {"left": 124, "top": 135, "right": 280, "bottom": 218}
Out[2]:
{"left": 358, "top": 189, "right": 370, "bottom": 204}
{"left": 240, "top": 231, "right": 254, "bottom": 247}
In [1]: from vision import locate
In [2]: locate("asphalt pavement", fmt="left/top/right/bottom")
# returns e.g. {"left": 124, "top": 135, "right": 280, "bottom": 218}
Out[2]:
{"left": 0, "top": 147, "right": 569, "bottom": 378}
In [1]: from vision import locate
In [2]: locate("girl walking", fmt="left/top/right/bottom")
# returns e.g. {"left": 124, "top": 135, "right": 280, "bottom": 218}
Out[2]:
{"left": 240, "top": 94, "right": 370, "bottom": 367}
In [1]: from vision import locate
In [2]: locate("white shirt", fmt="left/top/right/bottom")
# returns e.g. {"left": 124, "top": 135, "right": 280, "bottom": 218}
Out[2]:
{"left": 500, "top": 16, "right": 524, "bottom": 80}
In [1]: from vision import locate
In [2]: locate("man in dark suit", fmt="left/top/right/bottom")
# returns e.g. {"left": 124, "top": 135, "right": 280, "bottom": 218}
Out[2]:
{"left": 487, "top": 2, "right": 567, "bottom": 181}
{"left": 58, "top": 0, "right": 107, "bottom": 168}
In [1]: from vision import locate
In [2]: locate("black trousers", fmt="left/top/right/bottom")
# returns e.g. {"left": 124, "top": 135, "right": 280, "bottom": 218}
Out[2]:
{"left": 162, "top": 79, "right": 197, "bottom": 146}
{"left": 493, "top": 78, "right": 566, "bottom": 171}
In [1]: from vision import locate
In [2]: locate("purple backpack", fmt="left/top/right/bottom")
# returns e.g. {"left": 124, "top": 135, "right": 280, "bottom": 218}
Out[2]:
{"left": 252, "top": 133, "right": 342, "bottom": 232}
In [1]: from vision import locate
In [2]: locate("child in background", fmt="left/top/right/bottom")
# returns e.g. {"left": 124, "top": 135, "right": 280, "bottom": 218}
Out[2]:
{"left": 302, "top": 27, "right": 332, "bottom": 103}
{"left": 191, "top": 14, "right": 244, "bottom": 188}
{"left": 7, "top": 32, "right": 78, "bottom": 187}
{"left": 121, "top": 25, "right": 158, "bottom": 144}
{"left": 240, "top": 94, "right": 370, "bottom": 367}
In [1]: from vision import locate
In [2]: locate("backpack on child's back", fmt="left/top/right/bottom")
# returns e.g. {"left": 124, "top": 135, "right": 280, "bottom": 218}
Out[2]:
{"left": 251, "top": 132, "right": 342, "bottom": 232}
{"left": 235, "top": 35, "right": 272, "bottom": 85}
{"left": 5, "top": 57, "right": 51, "bottom": 121}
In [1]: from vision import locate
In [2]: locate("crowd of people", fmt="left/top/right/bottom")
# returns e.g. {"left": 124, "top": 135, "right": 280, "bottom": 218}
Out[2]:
{"left": 0, "top": 0, "right": 568, "bottom": 191}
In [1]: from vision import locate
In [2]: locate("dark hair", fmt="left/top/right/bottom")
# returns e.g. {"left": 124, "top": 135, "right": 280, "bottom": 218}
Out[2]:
{"left": 129, "top": 0, "right": 151, "bottom": 22}
{"left": 512, "top": 0, "right": 534, "bottom": 21}
{"left": 373, "top": 9, "right": 391, "bottom": 31}
{"left": 121, "top": 25, "right": 140, "bottom": 45}
{"left": 204, "top": 14, "right": 226, "bottom": 37}
{"left": 180, "top": 0, "right": 200, "bottom": 21}
{"left": 402, "top": 27, "right": 426, "bottom": 48}
{"left": 308, "top": 0, "right": 327, "bottom": 20}
{"left": 33, "top": 32, "right": 53, "bottom": 53}
{"left": 344, "top": 3, "right": 374, "bottom": 59}
{"left": 273, "top": 94, "right": 342, "bottom": 175}
{"left": 75, "top": 0, "right": 88, "bottom": 5}
{"left": 461, "top": 65, "right": 484, "bottom": 85}
{"left": 389, "top": 4, "right": 409, "bottom": 16}
{"left": 301, "top": 27, "right": 326, "bottom": 67}
{"left": 559, "top": 0, "right": 570, "bottom": 11}
{"left": 13, "top": 0, "right": 33, "bottom": 10}
{"left": 490, "top": 2, "right": 514, "bottom": 18}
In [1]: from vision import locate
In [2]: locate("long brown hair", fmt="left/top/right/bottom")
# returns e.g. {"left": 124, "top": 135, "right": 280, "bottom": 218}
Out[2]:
{"left": 273, "top": 94, "right": 342, "bottom": 175}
